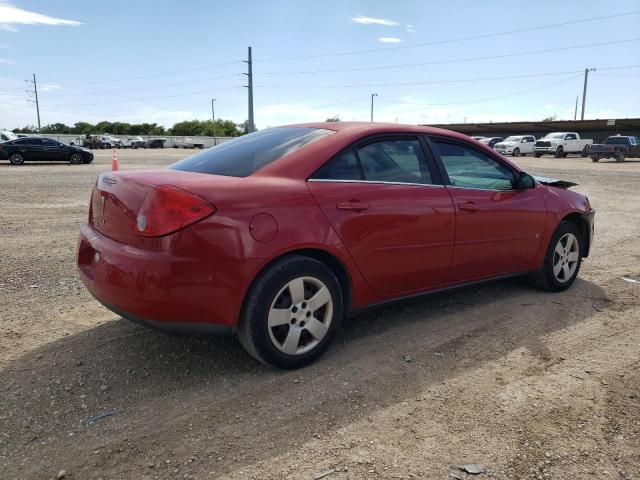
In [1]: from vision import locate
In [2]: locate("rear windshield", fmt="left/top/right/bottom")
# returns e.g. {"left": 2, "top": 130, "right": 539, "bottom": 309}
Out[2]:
{"left": 605, "top": 137, "right": 629, "bottom": 145}
{"left": 170, "top": 127, "right": 333, "bottom": 177}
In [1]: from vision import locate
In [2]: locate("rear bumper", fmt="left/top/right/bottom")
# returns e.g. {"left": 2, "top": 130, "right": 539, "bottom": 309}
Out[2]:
{"left": 77, "top": 224, "right": 261, "bottom": 331}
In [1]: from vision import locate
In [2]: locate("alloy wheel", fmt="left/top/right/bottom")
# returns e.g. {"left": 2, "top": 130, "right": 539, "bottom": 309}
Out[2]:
{"left": 9, "top": 153, "right": 24, "bottom": 165}
{"left": 267, "top": 276, "right": 333, "bottom": 355}
{"left": 553, "top": 233, "right": 579, "bottom": 282}
{"left": 70, "top": 153, "right": 82, "bottom": 164}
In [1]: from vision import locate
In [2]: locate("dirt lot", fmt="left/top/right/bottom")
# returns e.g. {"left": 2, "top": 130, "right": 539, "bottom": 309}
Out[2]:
{"left": 1, "top": 149, "right": 639, "bottom": 480}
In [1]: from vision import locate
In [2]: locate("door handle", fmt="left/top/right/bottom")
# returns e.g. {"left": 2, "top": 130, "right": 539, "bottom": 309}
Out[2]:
{"left": 458, "top": 201, "right": 479, "bottom": 212}
{"left": 336, "top": 200, "right": 369, "bottom": 212}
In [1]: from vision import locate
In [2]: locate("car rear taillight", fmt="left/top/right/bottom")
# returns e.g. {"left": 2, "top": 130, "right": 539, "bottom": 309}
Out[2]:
{"left": 135, "top": 185, "right": 215, "bottom": 237}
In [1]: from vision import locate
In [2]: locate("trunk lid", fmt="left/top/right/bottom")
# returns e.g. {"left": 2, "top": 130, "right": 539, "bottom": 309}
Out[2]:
{"left": 91, "top": 170, "right": 240, "bottom": 244}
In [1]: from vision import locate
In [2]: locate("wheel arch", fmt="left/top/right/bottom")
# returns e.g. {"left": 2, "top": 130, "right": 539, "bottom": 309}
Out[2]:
{"left": 243, "top": 247, "right": 353, "bottom": 321}
{"left": 560, "top": 212, "right": 591, "bottom": 257}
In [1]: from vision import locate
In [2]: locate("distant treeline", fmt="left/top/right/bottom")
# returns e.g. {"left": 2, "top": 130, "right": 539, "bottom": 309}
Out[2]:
{"left": 12, "top": 119, "right": 249, "bottom": 137}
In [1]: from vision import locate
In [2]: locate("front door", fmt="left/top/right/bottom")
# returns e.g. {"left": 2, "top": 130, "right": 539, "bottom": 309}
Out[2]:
{"left": 42, "top": 138, "right": 67, "bottom": 161}
{"left": 429, "top": 137, "right": 547, "bottom": 283}
{"left": 308, "top": 136, "right": 456, "bottom": 295}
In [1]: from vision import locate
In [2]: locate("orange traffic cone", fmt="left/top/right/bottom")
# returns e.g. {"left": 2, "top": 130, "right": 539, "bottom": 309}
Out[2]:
{"left": 111, "top": 149, "right": 119, "bottom": 171}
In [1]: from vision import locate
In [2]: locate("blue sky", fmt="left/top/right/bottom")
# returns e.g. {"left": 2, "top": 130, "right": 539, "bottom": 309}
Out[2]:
{"left": 1, "top": 0, "right": 639, "bottom": 130}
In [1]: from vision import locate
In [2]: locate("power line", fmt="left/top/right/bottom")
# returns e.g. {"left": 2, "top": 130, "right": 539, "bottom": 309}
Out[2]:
{"left": 46, "top": 85, "right": 244, "bottom": 108}
{"left": 43, "top": 73, "right": 242, "bottom": 98}
{"left": 257, "top": 39, "right": 640, "bottom": 75}
{"left": 256, "top": 11, "right": 640, "bottom": 61}
{"left": 378, "top": 74, "right": 583, "bottom": 107}
{"left": 59, "top": 60, "right": 243, "bottom": 87}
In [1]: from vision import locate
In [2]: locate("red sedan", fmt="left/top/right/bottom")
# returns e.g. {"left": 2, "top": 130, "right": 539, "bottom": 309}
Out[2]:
{"left": 77, "top": 123, "right": 595, "bottom": 368}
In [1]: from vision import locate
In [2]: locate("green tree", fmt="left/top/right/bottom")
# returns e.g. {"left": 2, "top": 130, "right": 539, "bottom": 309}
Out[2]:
{"left": 325, "top": 116, "right": 340, "bottom": 122}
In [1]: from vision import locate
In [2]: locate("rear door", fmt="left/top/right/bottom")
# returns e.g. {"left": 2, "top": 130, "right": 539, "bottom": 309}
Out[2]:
{"left": 20, "top": 138, "right": 43, "bottom": 160}
{"left": 307, "top": 135, "right": 456, "bottom": 295}
{"left": 428, "top": 136, "right": 547, "bottom": 283}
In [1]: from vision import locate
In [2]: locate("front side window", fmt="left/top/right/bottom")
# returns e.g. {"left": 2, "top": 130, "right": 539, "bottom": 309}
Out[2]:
{"left": 312, "top": 138, "right": 433, "bottom": 185}
{"left": 432, "top": 140, "right": 515, "bottom": 190}
{"left": 170, "top": 127, "right": 332, "bottom": 177}
{"left": 565, "top": 134, "right": 577, "bottom": 140}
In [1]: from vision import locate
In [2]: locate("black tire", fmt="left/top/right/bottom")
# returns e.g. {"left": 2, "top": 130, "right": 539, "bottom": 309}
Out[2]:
{"left": 513, "top": 147, "right": 521, "bottom": 157}
{"left": 581, "top": 146, "right": 589, "bottom": 157}
{"left": 9, "top": 152, "right": 25, "bottom": 165}
{"left": 591, "top": 155, "right": 600, "bottom": 163}
{"left": 237, "top": 255, "right": 344, "bottom": 369}
{"left": 555, "top": 146, "right": 564, "bottom": 158}
{"left": 534, "top": 153, "right": 542, "bottom": 158}
{"left": 528, "top": 221, "right": 582, "bottom": 292}
{"left": 69, "top": 153, "right": 83, "bottom": 165}
{"left": 616, "top": 151, "right": 626, "bottom": 162}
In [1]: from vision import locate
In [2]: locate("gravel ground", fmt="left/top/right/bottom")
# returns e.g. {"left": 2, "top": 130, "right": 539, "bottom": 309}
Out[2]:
{"left": 1, "top": 150, "right": 639, "bottom": 480}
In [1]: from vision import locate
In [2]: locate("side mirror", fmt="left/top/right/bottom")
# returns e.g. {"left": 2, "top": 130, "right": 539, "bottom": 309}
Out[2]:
{"left": 515, "top": 172, "right": 535, "bottom": 189}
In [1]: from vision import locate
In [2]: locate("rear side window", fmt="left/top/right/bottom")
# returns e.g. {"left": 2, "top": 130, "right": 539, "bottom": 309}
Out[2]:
{"left": 170, "top": 127, "right": 332, "bottom": 177}
{"left": 312, "top": 138, "right": 433, "bottom": 185}
{"left": 605, "top": 137, "right": 630, "bottom": 145}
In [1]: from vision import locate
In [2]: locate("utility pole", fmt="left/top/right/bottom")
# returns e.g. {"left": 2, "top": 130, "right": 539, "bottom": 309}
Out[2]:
{"left": 370, "top": 93, "right": 378, "bottom": 122}
{"left": 211, "top": 98, "right": 217, "bottom": 146}
{"left": 580, "top": 68, "right": 596, "bottom": 120}
{"left": 243, "top": 46, "right": 255, "bottom": 133}
{"left": 25, "top": 73, "right": 41, "bottom": 133}
{"left": 574, "top": 95, "right": 579, "bottom": 121}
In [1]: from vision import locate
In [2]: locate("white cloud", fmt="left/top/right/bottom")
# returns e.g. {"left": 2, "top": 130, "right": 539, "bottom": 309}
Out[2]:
{"left": 0, "top": 1, "right": 82, "bottom": 32}
{"left": 40, "top": 84, "right": 62, "bottom": 92}
{"left": 351, "top": 15, "right": 398, "bottom": 26}
{"left": 378, "top": 37, "right": 403, "bottom": 43}
{"left": 0, "top": 57, "right": 17, "bottom": 64}
{"left": 405, "top": 24, "right": 415, "bottom": 33}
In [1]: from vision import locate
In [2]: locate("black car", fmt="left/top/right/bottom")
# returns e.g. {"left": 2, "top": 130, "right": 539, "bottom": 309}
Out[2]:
{"left": 479, "top": 136, "right": 504, "bottom": 149}
{"left": 0, "top": 137, "right": 94, "bottom": 165}
{"left": 145, "top": 138, "right": 166, "bottom": 149}
{"left": 589, "top": 136, "right": 640, "bottom": 162}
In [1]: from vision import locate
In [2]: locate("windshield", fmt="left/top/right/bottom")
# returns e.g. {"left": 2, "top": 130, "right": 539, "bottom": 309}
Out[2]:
{"left": 504, "top": 136, "right": 522, "bottom": 142}
{"left": 1, "top": 131, "right": 18, "bottom": 141}
{"left": 605, "top": 137, "right": 629, "bottom": 145}
{"left": 169, "top": 127, "right": 333, "bottom": 177}
{"left": 544, "top": 133, "right": 566, "bottom": 139}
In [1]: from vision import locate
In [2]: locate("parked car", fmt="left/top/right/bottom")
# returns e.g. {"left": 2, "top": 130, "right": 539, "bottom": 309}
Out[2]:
{"left": 16, "top": 134, "right": 28, "bottom": 138}
{"left": 494, "top": 135, "right": 536, "bottom": 157}
{"left": 0, "top": 136, "right": 93, "bottom": 165}
{"left": 1, "top": 130, "right": 18, "bottom": 142}
{"left": 106, "top": 135, "right": 124, "bottom": 148}
{"left": 478, "top": 137, "right": 503, "bottom": 149}
{"left": 73, "top": 134, "right": 110, "bottom": 149}
{"left": 77, "top": 122, "right": 594, "bottom": 369}
{"left": 589, "top": 135, "right": 640, "bottom": 162}
{"left": 145, "top": 138, "right": 166, "bottom": 149}
{"left": 123, "top": 136, "right": 147, "bottom": 149}
{"left": 534, "top": 132, "right": 592, "bottom": 158}
{"left": 174, "top": 137, "right": 205, "bottom": 149}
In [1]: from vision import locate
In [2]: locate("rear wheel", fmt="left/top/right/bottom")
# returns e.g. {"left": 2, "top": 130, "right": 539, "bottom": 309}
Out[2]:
{"left": 513, "top": 147, "right": 521, "bottom": 157}
{"left": 555, "top": 146, "right": 564, "bottom": 158}
{"left": 238, "top": 256, "right": 343, "bottom": 369}
{"left": 69, "top": 153, "right": 83, "bottom": 165}
{"left": 581, "top": 146, "right": 590, "bottom": 157}
{"left": 528, "top": 221, "right": 582, "bottom": 292}
{"left": 9, "top": 152, "right": 24, "bottom": 165}
{"left": 616, "top": 151, "right": 626, "bottom": 162}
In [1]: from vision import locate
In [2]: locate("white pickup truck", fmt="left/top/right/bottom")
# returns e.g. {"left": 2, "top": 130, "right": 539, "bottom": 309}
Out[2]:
{"left": 534, "top": 132, "right": 592, "bottom": 158}
{"left": 494, "top": 135, "right": 536, "bottom": 156}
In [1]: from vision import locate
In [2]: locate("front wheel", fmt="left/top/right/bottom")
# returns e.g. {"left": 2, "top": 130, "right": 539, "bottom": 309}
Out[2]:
{"left": 528, "top": 221, "right": 582, "bottom": 292}
{"left": 513, "top": 147, "right": 521, "bottom": 157}
{"left": 238, "top": 256, "right": 343, "bottom": 369}
{"left": 555, "top": 146, "right": 564, "bottom": 158}
{"left": 69, "top": 153, "right": 83, "bottom": 165}
{"left": 591, "top": 155, "right": 600, "bottom": 163}
{"left": 534, "top": 153, "right": 542, "bottom": 158}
